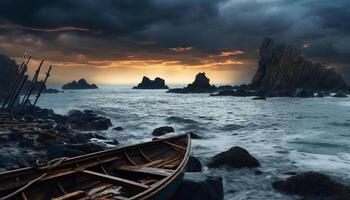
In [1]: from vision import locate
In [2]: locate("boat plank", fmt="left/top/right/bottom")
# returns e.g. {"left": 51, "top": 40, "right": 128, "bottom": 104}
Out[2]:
{"left": 163, "top": 141, "right": 186, "bottom": 151}
{"left": 117, "top": 166, "right": 173, "bottom": 177}
{"left": 82, "top": 170, "right": 149, "bottom": 190}
{"left": 53, "top": 191, "right": 86, "bottom": 200}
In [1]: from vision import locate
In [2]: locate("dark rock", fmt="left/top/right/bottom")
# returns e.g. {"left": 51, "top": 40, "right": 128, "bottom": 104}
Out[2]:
{"left": 186, "top": 156, "right": 202, "bottom": 172}
{"left": 253, "top": 96, "right": 266, "bottom": 100}
{"left": 207, "top": 146, "right": 260, "bottom": 168}
{"left": 0, "top": 150, "right": 36, "bottom": 170}
{"left": 316, "top": 92, "right": 324, "bottom": 97}
{"left": 273, "top": 172, "right": 350, "bottom": 199}
{"left": 251, "top": 38, "right": 348, "bottom": 94}
{"left": 187, "top": 132, "right": 202, "bottom": 139}
{"left": 68, "top": 133, "right": 107, "bottom": 144}
{"left": 133, "top": 76, "right": 169, "bottom": 89}
{"left": 8, "top": 132, "right": 25, "bottom": 141}
{"left": 54, "top": 124, "right": 71, "bottom": 133}
{"left": 168, "top": 73, "right": 217, "bottom": 93}
{"left": 333, "top": 92, "right": 348, "bottom": 98}
{"left": 62, "top": 78, "right": 98, "bottom": 90}
{"left": 284, "top": 171, "right": 297, "bottom": 176}
{"left": 152, "top": 126, "right": 175, "bottom": 136}
{"left": 294, "top": 89, "right": 315, "bottom": 98}
{"left": 67, "top": 110, "right": 112, "bottom": 131}
{"left": 173, "top": 172, "right": 224, "bottom": 200}
{"left": 105, "top": 139, "right": 119, "bottom": 145}
{"left": 18, "top": 139, "right": 35, "bottom": 148}
{"left": 217, "top": 85, "right": 234, "bottom": 91}
{"left": 44, "top": 88, "right": 62, "bottom": 93}
{"left": 91, "top": 118, "right": 112, "bottom": 130}
{"left": 211, "top": 87, "right": 257, "bottom": 97}
{"left": 48, "top": 143, "right": 106, "bottom": 160}
{"left": 254, "top": 170, "right": 263, "bottom": 175}
{"left": 113, "top": 126, "right": 124, "bottom": 131}
{"left": 210, "top": 90, "right": 235, "bottom": 96}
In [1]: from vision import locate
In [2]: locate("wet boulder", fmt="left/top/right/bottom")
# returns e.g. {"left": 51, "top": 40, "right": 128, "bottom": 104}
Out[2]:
{"left": 67, "top": 110, "right": 112, "bottom": 131}
{"left": 316, "top": 92, "right": 324, "bottom": 97}
{"left": 187, "top": 132, "right": 202, "bottom": 139}
{"left": 173, "top": 172, "right": 224, "bottom": 200}
{"left": 273, "top": 172, "right": 350, "bottom": 199}
{"left": 152, "top": 126, "right": 174, "bottom": 136}
{"left": 294, "top": 89, "right": 315, "bottom": 98}
{"left": 113, "top": 126, "right": 124, "bottom": 131}
{"left": 253, "top": 96, "right": 266, "bottom": 100}
{"left": 210, "top": 90, "right": 235, "bottom": 96}
{"left": 333, "top": 92, "right": 348, "bottom": 98}
{"left": 186, "top": 156, "right": 202, "bottom": 172}
{"left": 47, "top": 143, "right": 106, "bottom": 160}
{"left": 207, "top": 146, "right": 260, "bottom": 168}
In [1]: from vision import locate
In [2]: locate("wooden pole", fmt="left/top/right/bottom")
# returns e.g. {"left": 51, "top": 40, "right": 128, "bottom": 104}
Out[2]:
{"left": 33, "top": 65, "right": 52, "bottom": 106}
{"left": 20, "top": 60, "right": 44, "bottom": 112}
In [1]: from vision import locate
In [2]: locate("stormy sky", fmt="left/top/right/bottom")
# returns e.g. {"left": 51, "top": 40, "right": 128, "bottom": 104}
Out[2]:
{"left": 0, "top": 0, "right": 349, "bottom": 84}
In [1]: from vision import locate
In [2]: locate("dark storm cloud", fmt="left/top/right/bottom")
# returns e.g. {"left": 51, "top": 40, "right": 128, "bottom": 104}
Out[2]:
{"left": 0, "top": 0, "right": 350, "bottom": 82}
{"left": 0, "top": 0, "right": 221, "bottom": 34}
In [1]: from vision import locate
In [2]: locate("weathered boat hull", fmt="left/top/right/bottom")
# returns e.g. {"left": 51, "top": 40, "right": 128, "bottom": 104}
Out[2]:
{"left": 0, "top": 134, "right": 191, "bottom": 200}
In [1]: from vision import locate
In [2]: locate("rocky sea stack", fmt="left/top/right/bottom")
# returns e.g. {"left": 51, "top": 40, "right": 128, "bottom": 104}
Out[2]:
{"left": 133, "top": 76, "right": 168, "bottom": 89}
{"left": 62, "top": 79, "right": 98, "bottom": 90}
{"left": 251, "top": 38, "right": 348, "bottom": 96}
{"left": 168, "top": 72, "right": 217, "bottom": 93}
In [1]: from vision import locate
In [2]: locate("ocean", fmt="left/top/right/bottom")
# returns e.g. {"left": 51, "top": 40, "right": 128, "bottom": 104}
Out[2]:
{"left": 34, "top": 85, "right": 350, "bottom": 200}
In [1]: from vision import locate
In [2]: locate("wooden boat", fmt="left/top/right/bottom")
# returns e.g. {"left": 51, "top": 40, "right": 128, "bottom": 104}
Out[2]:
{"left": 0, "top": 134, "right": 191, "bottom": 200}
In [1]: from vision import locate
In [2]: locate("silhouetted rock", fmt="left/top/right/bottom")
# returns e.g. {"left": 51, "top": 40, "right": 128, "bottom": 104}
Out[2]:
{"left": 186, "top": 156, "right": 202, "bottom": 172}
{"left": 45, "top": 88, "right": 62, "bottom": 93}
{"left": 273, "top": 172, "right": 350, "bottom": 199}
{"left": 133, "top": 76, "right": 168, "bottom": 89}
{"left": 173, "top": 173, "right": 224, "bottom": 200}
{"left": 187, "top": 131, "right": 202, "bottom": 139}
{"left": 207, "top": 146, "right": 260, "bottom": 168}
{"left": 251, "top": 38, "right": 348, "bottom": 96}
{"left": 294, "top": 89, "right": 314, "bottom": 98}
{"left": 113, "top": 126, "right": 124, "bottom": 131}
{"left": 316, "top": 92, "right": 324, "bottom": 97}
{"left": 168, "top": 73, "right": 217, "bottom": 93}
{"left": 62, "top": 79, "right": 98, "bottom": 90}
{"left": 333, "top": 92, "right": 348, "bottom": 98}
{"left": 152, "top": 126, "right": 174, "bottom": 136}
{"left": 210, "top": 90, "right": 235, "bottom": 96}
{"left": 253, "top": 96, "right": 266, "bottom": 100}
{"left": 217, "top": 85, "right": 234, "bottom": 91}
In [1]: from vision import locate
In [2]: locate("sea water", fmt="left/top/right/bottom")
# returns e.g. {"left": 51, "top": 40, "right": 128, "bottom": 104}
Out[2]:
{"left": 34, "top": 85, "right": 350, "bottom": 200}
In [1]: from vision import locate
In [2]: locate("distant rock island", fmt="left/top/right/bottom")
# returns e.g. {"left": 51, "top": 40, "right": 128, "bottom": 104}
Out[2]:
{"left": 133, "top": 76, "right": 168, "bottom": 89}
{"left": 62, "top": 79, "right": 98, "bottom": 90}
{"left": 168, "top": 72, "right": 217, "bottom": 93}
{"left": 212, "top": 38, "right": 348, "bottom": 97}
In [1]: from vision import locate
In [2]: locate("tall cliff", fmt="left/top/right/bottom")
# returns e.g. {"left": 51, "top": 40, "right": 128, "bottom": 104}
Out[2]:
{"left": 251, "top": 38, "right": 348, "bottom": 92}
